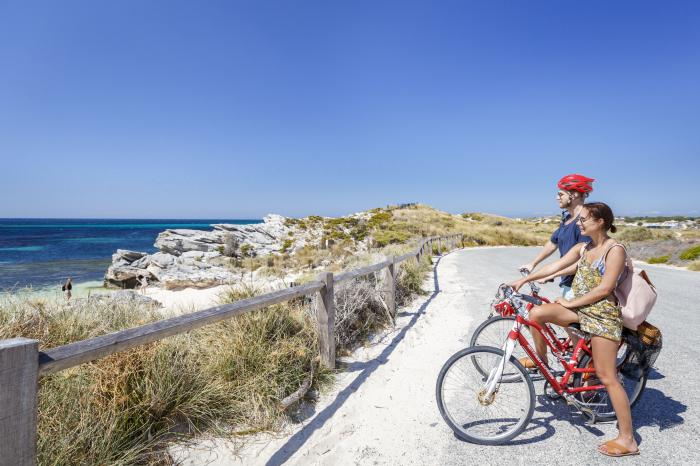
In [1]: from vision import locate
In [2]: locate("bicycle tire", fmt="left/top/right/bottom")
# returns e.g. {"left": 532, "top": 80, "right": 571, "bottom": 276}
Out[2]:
{"left": 571, "top": 352, "right": 647, "bottom": 422}
{"left": 469, "top": 316, "right": 533, "bottom": 382}
{"left": 436, "top": 346, "right": 535, "bottom": 445}
{"left": 469, "top": 316, "right": 570, "bottom": 379}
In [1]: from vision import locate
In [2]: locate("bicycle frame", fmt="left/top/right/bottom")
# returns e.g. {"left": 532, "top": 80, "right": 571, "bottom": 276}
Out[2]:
{"left": 490, "top": 293, "right": 571, "bottom": 355}
{"left": 484, "top": 315, "right": 604, "bottom": 397}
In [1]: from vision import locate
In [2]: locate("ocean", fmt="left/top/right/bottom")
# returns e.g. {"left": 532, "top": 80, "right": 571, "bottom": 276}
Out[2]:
{"left": 0, "top": 219, "right": 262, "bottom": 291}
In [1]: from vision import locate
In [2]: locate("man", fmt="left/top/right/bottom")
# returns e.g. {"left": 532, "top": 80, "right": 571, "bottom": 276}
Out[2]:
{"left": 521, "top": 174, "right": 595, "bottom": 299}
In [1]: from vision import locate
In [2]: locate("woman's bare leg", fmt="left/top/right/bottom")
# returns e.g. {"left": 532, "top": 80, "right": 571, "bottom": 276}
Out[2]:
{"left": 591, "top": 336, "right": 638, "bottom": 454}
{"left": 528, "top": 303, "right": 579, "bottom": 365}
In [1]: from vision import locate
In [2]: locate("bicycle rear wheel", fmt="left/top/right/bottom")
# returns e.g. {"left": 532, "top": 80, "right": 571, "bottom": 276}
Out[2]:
{"left": 571, "top": 352, "right": 647, "bottom": 422}
{"left": 469, "top": 316, "right": 533, "bottom": 382}
{"left": 436, "top": 346, "right": 535, "bottom": 445}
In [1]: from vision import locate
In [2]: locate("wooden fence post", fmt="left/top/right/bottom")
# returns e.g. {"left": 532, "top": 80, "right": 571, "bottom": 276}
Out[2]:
{"left": 316, "top": 272, "right": 335, "bottom": 369}
{"left": 383, "top": 258, "right": 396, "bottom": 318}
{"left": 0, "top": 338, "right": 39, "bottom": 466}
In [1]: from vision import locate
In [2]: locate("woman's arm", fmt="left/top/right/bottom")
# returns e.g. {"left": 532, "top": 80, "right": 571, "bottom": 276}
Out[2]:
{"left": 556, "top": 245, "right": 626, "bottom": 308}
{"left": 510, "top": 243, "right": 585, "bottom": 291}
{"left": 539, "top": 263, "right": 578, "bottom": 283}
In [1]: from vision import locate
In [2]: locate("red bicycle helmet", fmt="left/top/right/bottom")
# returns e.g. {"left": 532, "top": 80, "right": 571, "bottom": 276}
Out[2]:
{"left": 558, "top": 174, "right": 594, "bottom": 193}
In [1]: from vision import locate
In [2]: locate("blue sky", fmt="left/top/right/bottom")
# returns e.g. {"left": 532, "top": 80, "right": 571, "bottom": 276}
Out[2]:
{"left": 1, "top": 0, "right": 698, "bottom": 219}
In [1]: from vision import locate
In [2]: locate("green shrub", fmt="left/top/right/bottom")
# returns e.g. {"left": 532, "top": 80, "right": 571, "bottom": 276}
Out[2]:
{"left": 616, "top": 227, "right": 673, "bottom": 242}
{"left": 617, "top": 227, "right": 654, "bottom": 242}
{"left": 240, "top": 243, "right": 254, "bottom": 257}
{"left": 461, "top": 213, "right": 484, "bottom": 221}
{"left": 372, "top": 229, "right": 410, "bottom": 247}
{"left": 349, "top": 223, "right": 368, "bottom": 241}
{"left": 326, "top": 217, "right": 359, "bottom": 228}
{"left": 395, "top": 257, "right": 431, "bottom": 305}
{"left": 647, "top": 255, "right": 669, "bottom": 264}
{"left": 281, "top": 239, "right": 294, "bottom": 253}
{"left": 680, "top": 244, "right": 700, "bottom": 261}
{"left": 368, "top": 212, "right": 392, "bottom": 228}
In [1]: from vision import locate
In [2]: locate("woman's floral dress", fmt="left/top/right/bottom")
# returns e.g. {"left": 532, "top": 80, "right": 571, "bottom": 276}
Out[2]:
{"left": 571, "top": 246, "right": 623, "bottom": 342}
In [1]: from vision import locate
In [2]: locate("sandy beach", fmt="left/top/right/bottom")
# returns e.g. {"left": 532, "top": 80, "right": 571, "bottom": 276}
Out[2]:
{"left": 143, "top": 285, "right": 230, "bottom": 315}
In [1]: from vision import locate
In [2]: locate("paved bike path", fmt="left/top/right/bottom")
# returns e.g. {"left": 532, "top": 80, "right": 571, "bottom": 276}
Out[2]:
{"left": 174, "top": 247, "right": 698, "bottom": 465}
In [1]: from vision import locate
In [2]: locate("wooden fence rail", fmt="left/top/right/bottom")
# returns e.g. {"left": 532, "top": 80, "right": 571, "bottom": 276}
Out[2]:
{"left": 0, "top": 234, "right": 463, "bottom": 465}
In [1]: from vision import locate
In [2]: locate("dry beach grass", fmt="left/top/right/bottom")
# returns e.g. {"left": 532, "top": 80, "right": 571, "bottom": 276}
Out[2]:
{"left": 0, "top": 253, "right": 431, "bottom": 465}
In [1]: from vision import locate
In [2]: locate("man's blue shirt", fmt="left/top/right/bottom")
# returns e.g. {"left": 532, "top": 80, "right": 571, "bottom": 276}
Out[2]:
{"left": 550, "top": 211, "right": 591, "bottom": 288}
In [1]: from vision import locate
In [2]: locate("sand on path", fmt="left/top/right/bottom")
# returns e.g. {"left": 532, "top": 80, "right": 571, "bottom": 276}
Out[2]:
{"left": 169, "top": 249, "right": 483, "bottom": 465}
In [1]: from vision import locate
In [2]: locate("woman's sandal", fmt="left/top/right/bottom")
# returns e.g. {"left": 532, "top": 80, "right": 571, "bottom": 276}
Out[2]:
{"left": 518, "top": 357, "right": 538, "bottom": 369}
{"left": 518, "top": 357, "right": 552, "bottom": 371}
{"left": 598, "top": 440, "right": 640, "bottom": 457}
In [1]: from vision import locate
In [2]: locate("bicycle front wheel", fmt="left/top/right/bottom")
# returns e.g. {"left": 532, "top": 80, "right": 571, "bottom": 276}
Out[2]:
{"left": 436, "top": 346, "right": 535, "bottom": 445}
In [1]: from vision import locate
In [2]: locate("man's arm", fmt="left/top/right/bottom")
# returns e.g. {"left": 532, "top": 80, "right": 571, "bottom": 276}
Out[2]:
{"left": 521, "top": 240, "right": 558, "bottom": 272}
{"left": 538, "top": 262, "right": 578, "bottom": 283}
{"left": 511, "top": 243, "right": 584, "bottom": 291}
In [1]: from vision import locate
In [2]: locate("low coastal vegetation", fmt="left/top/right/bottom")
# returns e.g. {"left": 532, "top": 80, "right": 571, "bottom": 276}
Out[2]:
{"left": 679, "top": 244, "right": 700, "bottom": 261}
{"left": 1, "top": 251, "right": 431, "bottom": 464}
{"left": 646, "top": 255, "right": 669, "bottom": 264}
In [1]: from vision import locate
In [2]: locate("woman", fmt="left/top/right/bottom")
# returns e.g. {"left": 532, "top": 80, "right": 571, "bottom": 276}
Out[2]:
{"left": 509, "top": 202, "right": 639, "bottom": 457}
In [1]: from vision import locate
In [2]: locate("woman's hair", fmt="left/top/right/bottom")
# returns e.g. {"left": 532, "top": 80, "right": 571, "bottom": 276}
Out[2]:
{"left": 583, "top": 202, "right": 617, "bottom": 233}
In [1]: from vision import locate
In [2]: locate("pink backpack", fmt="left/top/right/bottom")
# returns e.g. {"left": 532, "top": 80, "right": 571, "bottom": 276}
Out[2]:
{"left": 606, "top": 244, "right": 658, "bottom": 330}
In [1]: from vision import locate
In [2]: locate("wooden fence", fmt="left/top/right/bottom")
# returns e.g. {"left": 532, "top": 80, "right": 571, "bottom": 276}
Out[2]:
{"left": 0, "top": 234, "right": 463, "bottom": 465}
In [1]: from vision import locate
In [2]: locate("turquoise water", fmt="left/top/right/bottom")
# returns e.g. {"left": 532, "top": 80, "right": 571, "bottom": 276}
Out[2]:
{"left": 0, "top": 219, "right": 261, "bottom": 290}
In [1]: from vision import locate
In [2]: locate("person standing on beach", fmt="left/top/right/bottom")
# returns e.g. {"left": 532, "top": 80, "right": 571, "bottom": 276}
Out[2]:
{"left": 138, "top": 274, "right": 148, "bottom": 294}
{"left": 62, "top": 277, "right": 73, "bottom": 301}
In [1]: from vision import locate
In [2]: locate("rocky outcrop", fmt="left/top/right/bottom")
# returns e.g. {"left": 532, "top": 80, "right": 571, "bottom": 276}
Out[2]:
{"left": 105, "top": 248, "right": 238, "bottom": 290}
{"left": 104, "top": 215, "right": 300, "bottom": 289}
{"left": 104, "top": 213, "right": 368, "bottom": 290}
{"left": 154, "top": 214, "right": 292, "bottom": 257}
{"left": 104, "top": 250, "right": 152, "bottom": 289}
{"left": 154, "top": 229, "right": 224, "bottom": 255}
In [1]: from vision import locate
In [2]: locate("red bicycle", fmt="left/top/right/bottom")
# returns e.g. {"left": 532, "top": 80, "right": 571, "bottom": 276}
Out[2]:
{"left": 469, "top": 270, "right": 570, "bottom": 378}
{"left": 436, "top": 285, "right": 647, "bottom": 445}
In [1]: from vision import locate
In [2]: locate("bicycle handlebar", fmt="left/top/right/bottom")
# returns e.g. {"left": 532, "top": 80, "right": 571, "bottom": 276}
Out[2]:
{"left": 517, "top": 268, "right": 541, "bottom": 295}
{"left": 498, "top": 284, "right": 543, "bottom": 306}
